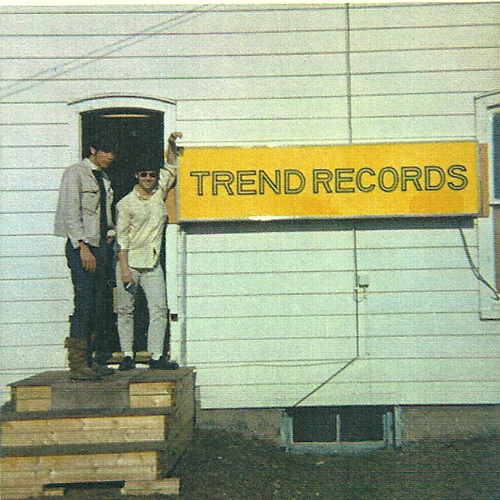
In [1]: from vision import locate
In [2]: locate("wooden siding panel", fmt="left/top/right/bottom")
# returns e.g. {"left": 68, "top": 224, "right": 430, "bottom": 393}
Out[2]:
{"left": 0, "top": 236, "right": 62, "bottom": 258}
{"left": 1, "top": 75, "right": 348, "bottom": 104}
{"left": 179, "top": 118, "right": 349, "bottom": 145}
{"left": 0, "top": 344, "right": 66, "bottom": 371}
{"left": 0, "top": 124, "right": 68, "bottom": 147}
{"left": 179, "top": 97, "right": 349, "bottom": 121}
{"left": 0, "top": 103, "right": 67, "bottom": 124}
{"left": 361, "top": 269, "right": 477, "bottom": 293}
{"left": 357, "top": 247, "right": 470, "bottom": 271}
{"left": 0, "top": 192, "right": 58, "bottom": 214}
{"left": 351, "top": 48, "right": 499, "bottom": 75}
{"left": 367, "top": 312, "right": 500, "bottom": 337}
{"left": 0, "top": 31, "right": 346, "bottom": 59}
{"left": 1, "top": 168, "right": 62, "bottom": 191}
{"left": 350, "top": 70, "right": 499, "bottom": 96}
{"left": 186, "top": 293, "right": 355, "bottom": 319}
{"left": 351, "top": 93, "right": 475, "bottom": 118}
{"left": 350, "top": 25, "right": 499, "bottom": 52}
{"left": 186, "top": 271, "right": 354, "bottom": 297}
{"left": 0, "top": 322, "right": 67, "bottom": 347}
{"left": 188, "top": 337, "right": 358, "bottom": 364}
{"left": 0, "top": 214, "right": 55, "bottom": 236}
{"left": 0, "top": 147, "right": 72, "bottom": 170}
{"left": 365, "top": 335, "right": 500, "bottom": 359}
{"left": 1, "top": 279, "right": 71, "bottom": 302}
{"left": 0, "top": 6, "right": 346, "bottom": 36}
{"left": 186, "top": 249, "right": 354, "bottom": 274}
{"left": 1, "top": 300, "right": 71, "bottom": 324}
{"left": 0, "top": 256, "right": 67, "bottom": 280}
{"left": 1, "top": 53, "right": 347, "bottom": 81}
{"left": 355, "top": 226, "right": 476, "bottom": 249}
{"left": 364, "top": 291, "right": 478, "bottom": 315}
{"left": 350, "top": 3, "right": 499, "bottom": 29}
{"left": 194, "top": 357, "right": 499, "bottom": 389}
{"left": 352, "top": 115, "right": 475, "bottom": 141}
{"left": 185, "top": 315, "right": 356, "bottom": 342}
{"left": 186, "top": 227, "right": 354, "bottom": 251}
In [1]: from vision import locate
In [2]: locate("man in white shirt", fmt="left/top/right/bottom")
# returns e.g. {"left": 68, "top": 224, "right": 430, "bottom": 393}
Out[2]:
{"left": 116, "top": 132, "right": 182, "bottom": 370}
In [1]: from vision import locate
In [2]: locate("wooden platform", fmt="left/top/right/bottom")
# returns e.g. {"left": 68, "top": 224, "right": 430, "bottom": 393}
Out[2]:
{"left": 1, "top": 368, "right": 196, "bottom": 499}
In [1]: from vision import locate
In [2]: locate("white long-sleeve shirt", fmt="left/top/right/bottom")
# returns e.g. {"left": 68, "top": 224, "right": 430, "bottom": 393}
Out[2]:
{"left": 116, "top": 163, "right": 177, "bottom": 269}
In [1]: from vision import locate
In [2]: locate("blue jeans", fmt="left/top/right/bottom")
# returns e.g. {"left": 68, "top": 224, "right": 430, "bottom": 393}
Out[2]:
{"left": 65, "top": 239, "right": 116, "bottom": 356}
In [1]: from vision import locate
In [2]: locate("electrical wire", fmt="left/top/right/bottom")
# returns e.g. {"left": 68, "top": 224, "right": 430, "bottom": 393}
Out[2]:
{"left": 291, "top": 224, "right": 361, "bottom": 408}
{"left": 459, "top": 227, "right": 499, "bottom": 300}
{"left": 0, "top": 4, "right": 220, "bottom": 101}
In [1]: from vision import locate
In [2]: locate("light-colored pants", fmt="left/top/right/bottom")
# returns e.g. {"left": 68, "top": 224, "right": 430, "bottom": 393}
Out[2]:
{"left": 116, "top": 264, "right": 167, "bottom": 357}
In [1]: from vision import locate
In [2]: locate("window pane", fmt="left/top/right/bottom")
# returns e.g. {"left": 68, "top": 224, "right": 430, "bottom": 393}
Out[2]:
{"left": 292, "top": 406, "right": 337, "bottom": 442}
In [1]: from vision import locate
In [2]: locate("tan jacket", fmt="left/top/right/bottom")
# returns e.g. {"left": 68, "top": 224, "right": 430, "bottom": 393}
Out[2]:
{"left": 54, "top": 158, "right": 115, "bottom": 248}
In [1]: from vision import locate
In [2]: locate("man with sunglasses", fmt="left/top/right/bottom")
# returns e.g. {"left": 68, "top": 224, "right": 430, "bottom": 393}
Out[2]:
{"left": 115, "top": 132, "right": 182, "bottom": 371}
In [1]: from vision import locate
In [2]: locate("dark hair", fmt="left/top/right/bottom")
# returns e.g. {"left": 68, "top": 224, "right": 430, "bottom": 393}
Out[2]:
{"left": 134, "top": 164, "right": 161, "bottom": 174}
{"left": 88, "top": 135, "right": 118, "bottom": 154}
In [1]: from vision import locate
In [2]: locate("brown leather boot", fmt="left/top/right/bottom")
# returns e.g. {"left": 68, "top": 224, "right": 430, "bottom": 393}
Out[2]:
{"left": 90, "top": 359, "right": 115, "bottom": 376}
{"left": 64, "top": 338, "right": 102, "bottom": 381}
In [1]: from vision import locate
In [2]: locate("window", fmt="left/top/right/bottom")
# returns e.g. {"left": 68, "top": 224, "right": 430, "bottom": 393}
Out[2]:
{"left": 281, "top": 405, "right": 397, "bottom": 453}
{"left": 475, "top": 93, "right": 500, "bottom": 319}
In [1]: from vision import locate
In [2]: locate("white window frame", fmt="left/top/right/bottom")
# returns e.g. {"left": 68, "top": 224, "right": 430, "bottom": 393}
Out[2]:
{"left": 475, "top": 91, "right": 500, "bottom": 320}
{"left": 280, "top": 406, "right": 399, "bottom": 454}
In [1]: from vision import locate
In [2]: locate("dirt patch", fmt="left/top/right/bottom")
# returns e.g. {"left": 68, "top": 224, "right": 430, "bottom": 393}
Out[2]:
{"left": 44, "top": 430, "right": 500, "bottom": 500}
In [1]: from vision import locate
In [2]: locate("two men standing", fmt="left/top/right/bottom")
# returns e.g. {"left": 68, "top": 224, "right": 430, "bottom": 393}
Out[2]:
{"left": 54, "top": 132, "right": 182, "bottom": 380}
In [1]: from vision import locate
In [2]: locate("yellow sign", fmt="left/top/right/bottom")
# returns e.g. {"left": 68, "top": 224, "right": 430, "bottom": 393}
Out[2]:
{"left": 179, "top": 141, "right": 479, "bottom": 221}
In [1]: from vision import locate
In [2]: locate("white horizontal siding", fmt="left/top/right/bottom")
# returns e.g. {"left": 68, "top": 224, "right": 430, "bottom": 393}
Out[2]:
{"left": 351, "top": 47, "right": 499, "bottom": 75}
{"left": 1, "top": 75, "right": 348, "bottom": 105}
{"left": 1, "top": 278, "right": 71, "bottom": 301}
{"left": 1, "top": 53, "right": 347, "bottom": 81}
{"left": 0, "top": 213, "right": 55, "bottom": 236}
{"left": 0, "top": 31, "right": 346, "bottom": 59}
{"left": 0, "top": 146, "right": 72, "bottom": 170}
{"left": 0, "top": 192, "right": 58, "bottom": 214}
{"left": 0, "top": 6, "right": 346, "bottom": 36}
{"left": 0, "top": 3, "right": 498, "bottom": 410}
{"left": 350, "top": 70, "right": 498, "bottom": 96}
{"left": 178, "top": 97, "right": 349, "bottom": 121}
{"left": 351, "top": 93, "right": 475, "bottom": 118}
{"left": 350, "top": 25, "right": 498, "bottom": 52}
{"left": 0, "top": 236, "right": 62, "bottom": 259}
{"left": 349, "top": 3, "right": 499, "bottom": 29}
{"left": 352, "top": 115, "right": 475, "bottom": 142}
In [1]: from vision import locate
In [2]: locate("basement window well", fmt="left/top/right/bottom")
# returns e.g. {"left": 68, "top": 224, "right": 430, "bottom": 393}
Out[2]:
{"left": 281, "top": 406, "right": 399, "bottom": 453}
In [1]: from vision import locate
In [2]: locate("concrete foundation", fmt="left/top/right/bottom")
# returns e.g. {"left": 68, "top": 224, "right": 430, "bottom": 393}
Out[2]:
{"left": 196, "top": 405, "right": 500, "bottom": 445}
{"left": 400, "top": 404, "right": 500, "bottom": 442}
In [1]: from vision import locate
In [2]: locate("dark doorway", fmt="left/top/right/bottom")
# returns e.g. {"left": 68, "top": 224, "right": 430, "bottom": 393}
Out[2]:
{"left": 81, "top": 108, "right": 165, "bottom": 355}
{"left": 81, "top": 108, "right": 164, "bottom": 203}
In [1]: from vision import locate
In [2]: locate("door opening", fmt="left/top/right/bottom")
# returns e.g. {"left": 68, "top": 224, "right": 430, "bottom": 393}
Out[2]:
{"left": 81, "top": 107, "right": 165, "bottom": 355}
{"left": 81, "top": 107, "right": 164, "bottom": 203}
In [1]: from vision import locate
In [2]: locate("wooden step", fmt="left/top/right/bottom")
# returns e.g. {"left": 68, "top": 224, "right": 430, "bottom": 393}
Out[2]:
{"left": 0, "top": 451, "right": 171, "bottom": 499}
{"left": 9, "top": 368, "right": 195, "bottom": 413}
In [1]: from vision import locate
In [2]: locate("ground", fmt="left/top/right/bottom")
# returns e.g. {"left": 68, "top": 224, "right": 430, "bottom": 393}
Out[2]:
{"left": 55, "top": 430, "right": 500, "bottom": 500}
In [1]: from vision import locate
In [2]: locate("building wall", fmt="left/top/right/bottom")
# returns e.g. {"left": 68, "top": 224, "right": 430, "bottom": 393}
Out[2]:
{"left": 0, "top": 3, "right": 498, "bottom": 409}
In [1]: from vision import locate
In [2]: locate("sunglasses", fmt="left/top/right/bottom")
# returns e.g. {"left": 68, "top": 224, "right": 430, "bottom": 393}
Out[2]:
{"left": 138, "top": 171, "right": 158, "bottom": 178}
